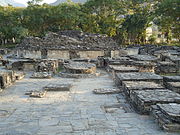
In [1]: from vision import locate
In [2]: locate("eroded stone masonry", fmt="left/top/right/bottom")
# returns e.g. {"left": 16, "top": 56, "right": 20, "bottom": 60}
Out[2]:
{"left": 0, "top": 30, "right": 180, "bottom": 135}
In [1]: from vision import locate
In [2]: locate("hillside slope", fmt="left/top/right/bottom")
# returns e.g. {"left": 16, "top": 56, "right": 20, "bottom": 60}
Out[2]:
{"left": 51, "top": 0, "right": 87, "bottom": 5}
{"left": 0, "top": 0, "right": 25, "bottom": 7}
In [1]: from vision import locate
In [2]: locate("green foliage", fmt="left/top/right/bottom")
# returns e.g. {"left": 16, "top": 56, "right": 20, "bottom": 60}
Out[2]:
{"left": 154, "top": 0, "right": 180, "bottom": 43}
{"left": 148, "top": 34, "right": 156, "bottom": 44}
{"left": 0, "top": 0, "right": 179, "bottom": 46}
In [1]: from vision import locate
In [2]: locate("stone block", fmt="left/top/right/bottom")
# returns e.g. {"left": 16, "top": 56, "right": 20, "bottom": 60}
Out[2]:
{"left": 0, "top": 70, "right": 16, "bottom": 88}
{"left": 108, "top": 65, "right": 139, "bottom": 79}
{"left": 131, "top": 61, "right": 156, "bottom": 72}
{"left": 107, "top": 57, "right": 134, "bottom": 66}
{"left": 163, "top": 76, "right": 180, "bottom": 82}
{"left": 59, "top": 72, "right": 100, "bottom": 79}
{"left": 64, "top": 62, "right": 96, "bottom": 74}
{"left": 93, "top": 88, "right": 121, "bottom": 94}
{"left": 155, "top": 61, "right": 178, "bottom": 74}
{"left": 14, "top": 72, "right": 25, "bottom": 80}
{"left": 115, "top": 72, "right": 163, "bottom": 87}
{"left": 31, "top": 72, "right": 52, "bottom": 79}
{"left": 25, "top": 90, "right": 47, "bottom": 98}
{"left": 129, "top": 55, "right": 158, "bottom": 62}
{"left": 165, "top": 82, "right": 180, "bottom": 94}
{"left": 130, "top": 89, "right": 180, "bottom": 114}
{"left": 44, "top": 83, "right": 72, "bottom": 91}
{"left": 122, "top": 81, "right": 164, "bottom": 97}
{"left": 151, "top": 103, "right": 180, "bottom": 132}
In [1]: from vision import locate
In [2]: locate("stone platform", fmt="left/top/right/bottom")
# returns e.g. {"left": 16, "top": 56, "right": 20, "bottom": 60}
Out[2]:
{"left": 151, "top": 103, "right": 180, "bottom": 132}
{"left": 115, "top": 72, "right": 163, "bottom": 86}
{"left": 130, "top": 89, "right": 180, "bottom": 114}
{"left": 122, "top": 81, "right": 164, "bottom": 97}
{"left": 129, "top": 55, "right": 158, "bottom": 62}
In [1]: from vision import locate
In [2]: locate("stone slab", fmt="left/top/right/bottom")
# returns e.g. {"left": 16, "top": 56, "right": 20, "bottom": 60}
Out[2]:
{"left": 115, "top": 72, "right": 163, "bottom": 86}
{"left": 59, "top": 72, "right": 100, "bottom": 79}
{"left": 165, "top": 82, "right": 180, "bottom": 94}
{"left": 163, "top": 76, "right": 180, "bottom": 82}
{"left": 129, "top": 55, "right": 158, "bottom": 62}
{"left": 30, "top": 72, "right": 52, "bottom": 79}
{"left": 155, "top": 61, "right": 178, "bottom": 74}
{"left": 64, "top": 62, "right": 96, "bottom": 74}
{"left": 151, "top": 103, "right": 180, "bottom": 132}
{"left": 130, "top": 89, "right": 180, "bottom": 114}
{"left": 44, "top": 83, "right": 72, "bottom": 91}
{"left": 122, "top": 81, "right": 164, "bottom": 97}
{"left": 156, "top": 103, "right": 180, "bottom": 123}
{"left": 25, "top": 90, "right": 47, "bottom": 98}
{"left": 108, "top": 65, "right": 139, "bottom": 72}
{"left": 93, "top": 88, "right": 121, "bottom": 94}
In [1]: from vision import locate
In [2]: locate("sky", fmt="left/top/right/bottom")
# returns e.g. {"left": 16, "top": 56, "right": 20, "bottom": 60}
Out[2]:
{"left": 14, "top": 0, "right": 57, "bottom": 5}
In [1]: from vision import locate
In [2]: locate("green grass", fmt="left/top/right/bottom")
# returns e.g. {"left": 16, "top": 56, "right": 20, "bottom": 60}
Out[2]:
{"left": 160, "top": 71, "right": 180, "bottom": 76}
{"left": 0, "top": 44, "right": 16, "bottom": 49}
{"left": 57, "top": 66, "right": 64, "bottom": 73}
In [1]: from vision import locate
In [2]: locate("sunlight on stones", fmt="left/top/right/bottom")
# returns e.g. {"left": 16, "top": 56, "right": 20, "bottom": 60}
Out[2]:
{"left": 0, "top": 30, "right": 179, "bottom": 134}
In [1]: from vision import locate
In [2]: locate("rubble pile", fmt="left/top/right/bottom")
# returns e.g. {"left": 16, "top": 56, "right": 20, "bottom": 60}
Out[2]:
{"left": 35, "top": 60, "right": 58, "bottom": 73}
{"left": 59, "top": 61, "right": 99, "bottom": 78}
{"left": 14, "top": 72, "right": 25, "bottom": 80}
{"left": 0, "top": 70, "right": 16, "bottom": 89}
{"left": 7, "top": 59, "right": 58, "bottom": 73}
{"left": 17, "top": 30, "right": 119, "bottom": 50}
{"left": 25, "top": 90, "right": 47, "bottom": 98}
{"left": 64, "top": 62, "right": 96, "bottom": 74}
{"left": 0, "top": 70, "right": 25, "bottom": 92}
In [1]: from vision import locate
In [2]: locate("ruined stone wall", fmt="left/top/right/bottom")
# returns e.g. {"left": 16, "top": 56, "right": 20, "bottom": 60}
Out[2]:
{"left": 111, "top": 50, "right": 121, "bottom": 58}
{"left": 16, "top": 50, "right": 41, "bottom": 59}
{"left": 77, "top": 51, "right": 104, "bottom": 59}
{"left": 47, "top": 50, "right": 70, "bottom": 59}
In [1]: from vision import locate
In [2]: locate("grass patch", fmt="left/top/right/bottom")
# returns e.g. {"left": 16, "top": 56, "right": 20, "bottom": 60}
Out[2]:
{"left": 0, "top": 44, "right": 16, "bottom": 49}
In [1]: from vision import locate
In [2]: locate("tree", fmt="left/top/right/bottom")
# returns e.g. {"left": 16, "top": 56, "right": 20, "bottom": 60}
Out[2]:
{"left": 82, "top": 0, "right": 126, "bottom": 36}
{"left": 154, "top": 0, "right": 180, "bottom": 43}
{"left": 117, "top": 0, "right": 153, "bottom": 44}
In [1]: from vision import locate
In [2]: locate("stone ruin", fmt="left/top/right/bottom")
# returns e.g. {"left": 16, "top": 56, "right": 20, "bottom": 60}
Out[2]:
{"left": 60, "top": 61, "right": 99, "bottom": 78}
{"left": 0, "top": 30, "right": 180, "bottom": 133}
{"left": 17, "top": 30, "right": 119, "bottom": 51}
{"left": 101, "top": 45, "right": 180, "bottom": 132}
{"left": 25, "top": 83, "right": 72, "bottom": 98}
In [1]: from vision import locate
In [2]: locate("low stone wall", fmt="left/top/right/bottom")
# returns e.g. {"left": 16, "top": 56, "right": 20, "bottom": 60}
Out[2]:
{"left": 15, "top": 49, "right": 109, "bottom": 59}
{"left": 47, "top": 50, "right": 70, "bottom": 59}
{"left": 77, "top": 51, "right": 104, "bottom": 59}
{"left": 16, "top": 50, "right": 41, "bottom": 59}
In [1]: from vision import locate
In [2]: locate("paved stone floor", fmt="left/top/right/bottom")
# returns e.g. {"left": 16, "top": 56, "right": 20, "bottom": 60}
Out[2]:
{"left": 0, "top": 70, "right": 178, "bottom": 135}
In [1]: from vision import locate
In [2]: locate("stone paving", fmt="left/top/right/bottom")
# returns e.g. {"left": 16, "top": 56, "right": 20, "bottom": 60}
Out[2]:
{"left": 0, "top": 70, "right": 178, "bottom": 135}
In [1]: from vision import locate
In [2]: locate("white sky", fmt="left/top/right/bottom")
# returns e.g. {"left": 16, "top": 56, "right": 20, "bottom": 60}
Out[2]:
{"left": 14, "top": 0, "right": 57, "bottom": 5}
